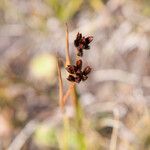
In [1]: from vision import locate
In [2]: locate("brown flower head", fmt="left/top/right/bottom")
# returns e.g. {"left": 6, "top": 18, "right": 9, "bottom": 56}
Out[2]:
{"left": 74, "top": 32, "right": 93, "bottom": 56}
{"left": 66, "top": 59, "right": 92, "bottom": 83}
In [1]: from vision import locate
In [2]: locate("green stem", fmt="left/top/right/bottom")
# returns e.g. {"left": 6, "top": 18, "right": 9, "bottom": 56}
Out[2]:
{"left": 72, "top": 85, "right": 86, "bottom": 150}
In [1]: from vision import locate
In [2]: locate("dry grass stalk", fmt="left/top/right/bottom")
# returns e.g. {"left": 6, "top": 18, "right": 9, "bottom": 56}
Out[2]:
{"left": 57, "top": 58, "right": 64, "bottom": 110}
{"left": 57, "top": 24, "right": 78, "bottom": 109}
{"left": 65, "top": 23, "right": 71, "bottom": 66}
{"left": 62, "top": 83, "right": 75, "bottom": 104}
{"left": 65, "top": 23, "right": 78, "bottom": 108}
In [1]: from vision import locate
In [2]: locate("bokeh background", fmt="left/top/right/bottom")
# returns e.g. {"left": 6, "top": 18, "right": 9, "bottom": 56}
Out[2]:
{"left": 0, "top": 0, "right": 150, "bottom": 149}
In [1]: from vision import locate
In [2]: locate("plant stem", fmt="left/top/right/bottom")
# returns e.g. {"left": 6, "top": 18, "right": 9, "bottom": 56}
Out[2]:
{"left": 64, "top": 24, "right": 86, "bottom": 149}
{"left": 57, "top": 57, "right": 64, "bottom": 110}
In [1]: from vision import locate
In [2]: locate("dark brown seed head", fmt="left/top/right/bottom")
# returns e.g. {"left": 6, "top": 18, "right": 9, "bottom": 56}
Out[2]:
{"left": 83, "top": 66, "right": 92, "bottom": 75}
{"left": 67, "top": 75, "right": 75, "bottom": 82}
{"left": 66, "top": 65, "right": 77, "bottom": 74}
{"left": 74, "top": 32, "right": 93, "bottom": 57}
{"left": 76, "top": 59, "right": 82, "bottom": 70}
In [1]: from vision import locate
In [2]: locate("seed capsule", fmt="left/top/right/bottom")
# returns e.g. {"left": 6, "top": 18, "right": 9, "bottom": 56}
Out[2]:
{"left": 67, "top": 75, "right": 75, "bottom": 82}
{"left": 84, "top": 45, "right": 90, "bottom": 50}
{"left": 85, "top": 36, "right": 93, "bottom": 44}
{"left": 82, "top": 75, "right": 88, "bottom": 81}
{"left": 66, "top": 65, "right": 77, "bottom": 74}
{"left": 76, "top": 59, "right": 82, "bottom": 70}
{"left": 74, "top": 32, "right": 82, "bottom": 47}
{"left": 83, "top": 66, "right": 92, "bottom": 75}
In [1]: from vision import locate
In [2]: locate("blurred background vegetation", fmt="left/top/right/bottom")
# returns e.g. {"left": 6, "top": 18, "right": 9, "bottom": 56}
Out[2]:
{"left": 0, "top": 0, "right": 150, "bottom": 150}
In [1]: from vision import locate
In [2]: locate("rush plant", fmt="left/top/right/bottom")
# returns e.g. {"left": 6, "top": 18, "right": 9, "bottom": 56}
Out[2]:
{"left": 57, "top": 24, "right": 93, "bottom": 150}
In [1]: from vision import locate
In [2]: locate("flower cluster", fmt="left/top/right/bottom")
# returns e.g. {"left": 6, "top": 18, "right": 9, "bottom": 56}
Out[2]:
{"left": 66, "top": 59, "right": 91, "bottom": 83}
{"left": 74, "top": 32, "right": 93, "bottom": 56}
{"left": 66, "top": 32, "right": 93, "bottom": 83}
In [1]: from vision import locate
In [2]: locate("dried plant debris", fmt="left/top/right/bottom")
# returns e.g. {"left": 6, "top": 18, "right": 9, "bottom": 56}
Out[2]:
{"left": 74, "top": 32, "right": 93, "bottom": 57}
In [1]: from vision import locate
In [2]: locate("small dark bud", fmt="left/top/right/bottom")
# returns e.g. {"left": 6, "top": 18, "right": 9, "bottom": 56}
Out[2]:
{"left": 67, "top": 75, "right": 75, "bottom": 82}
{"left": 77, "top": 32, "right": 82, "bottom": 40}
{"left": 74, "top": 32, "right": 82, "bottom": 47}
{"left": 74, "top": 40, "right": 80, "bottom": 47}
{"left": 85, "top": 36, "right": 93, "bottom": 44}
{"left": 84, "top": 44, "right": 90, "bottom": 50}
{"left": 66, "top": 65, "right": 77, "bottom": 74}
{"left": 75, "top": 76, "right": 82, "bottom": 83}
{"left": 76, "top": 59, "right": 82, "bottom": 70}
{"left": 83, "top": 66, "right": 92, "bottom": 75}
{"left": 82, "top": 75, "right": 88, "bottom": 81}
